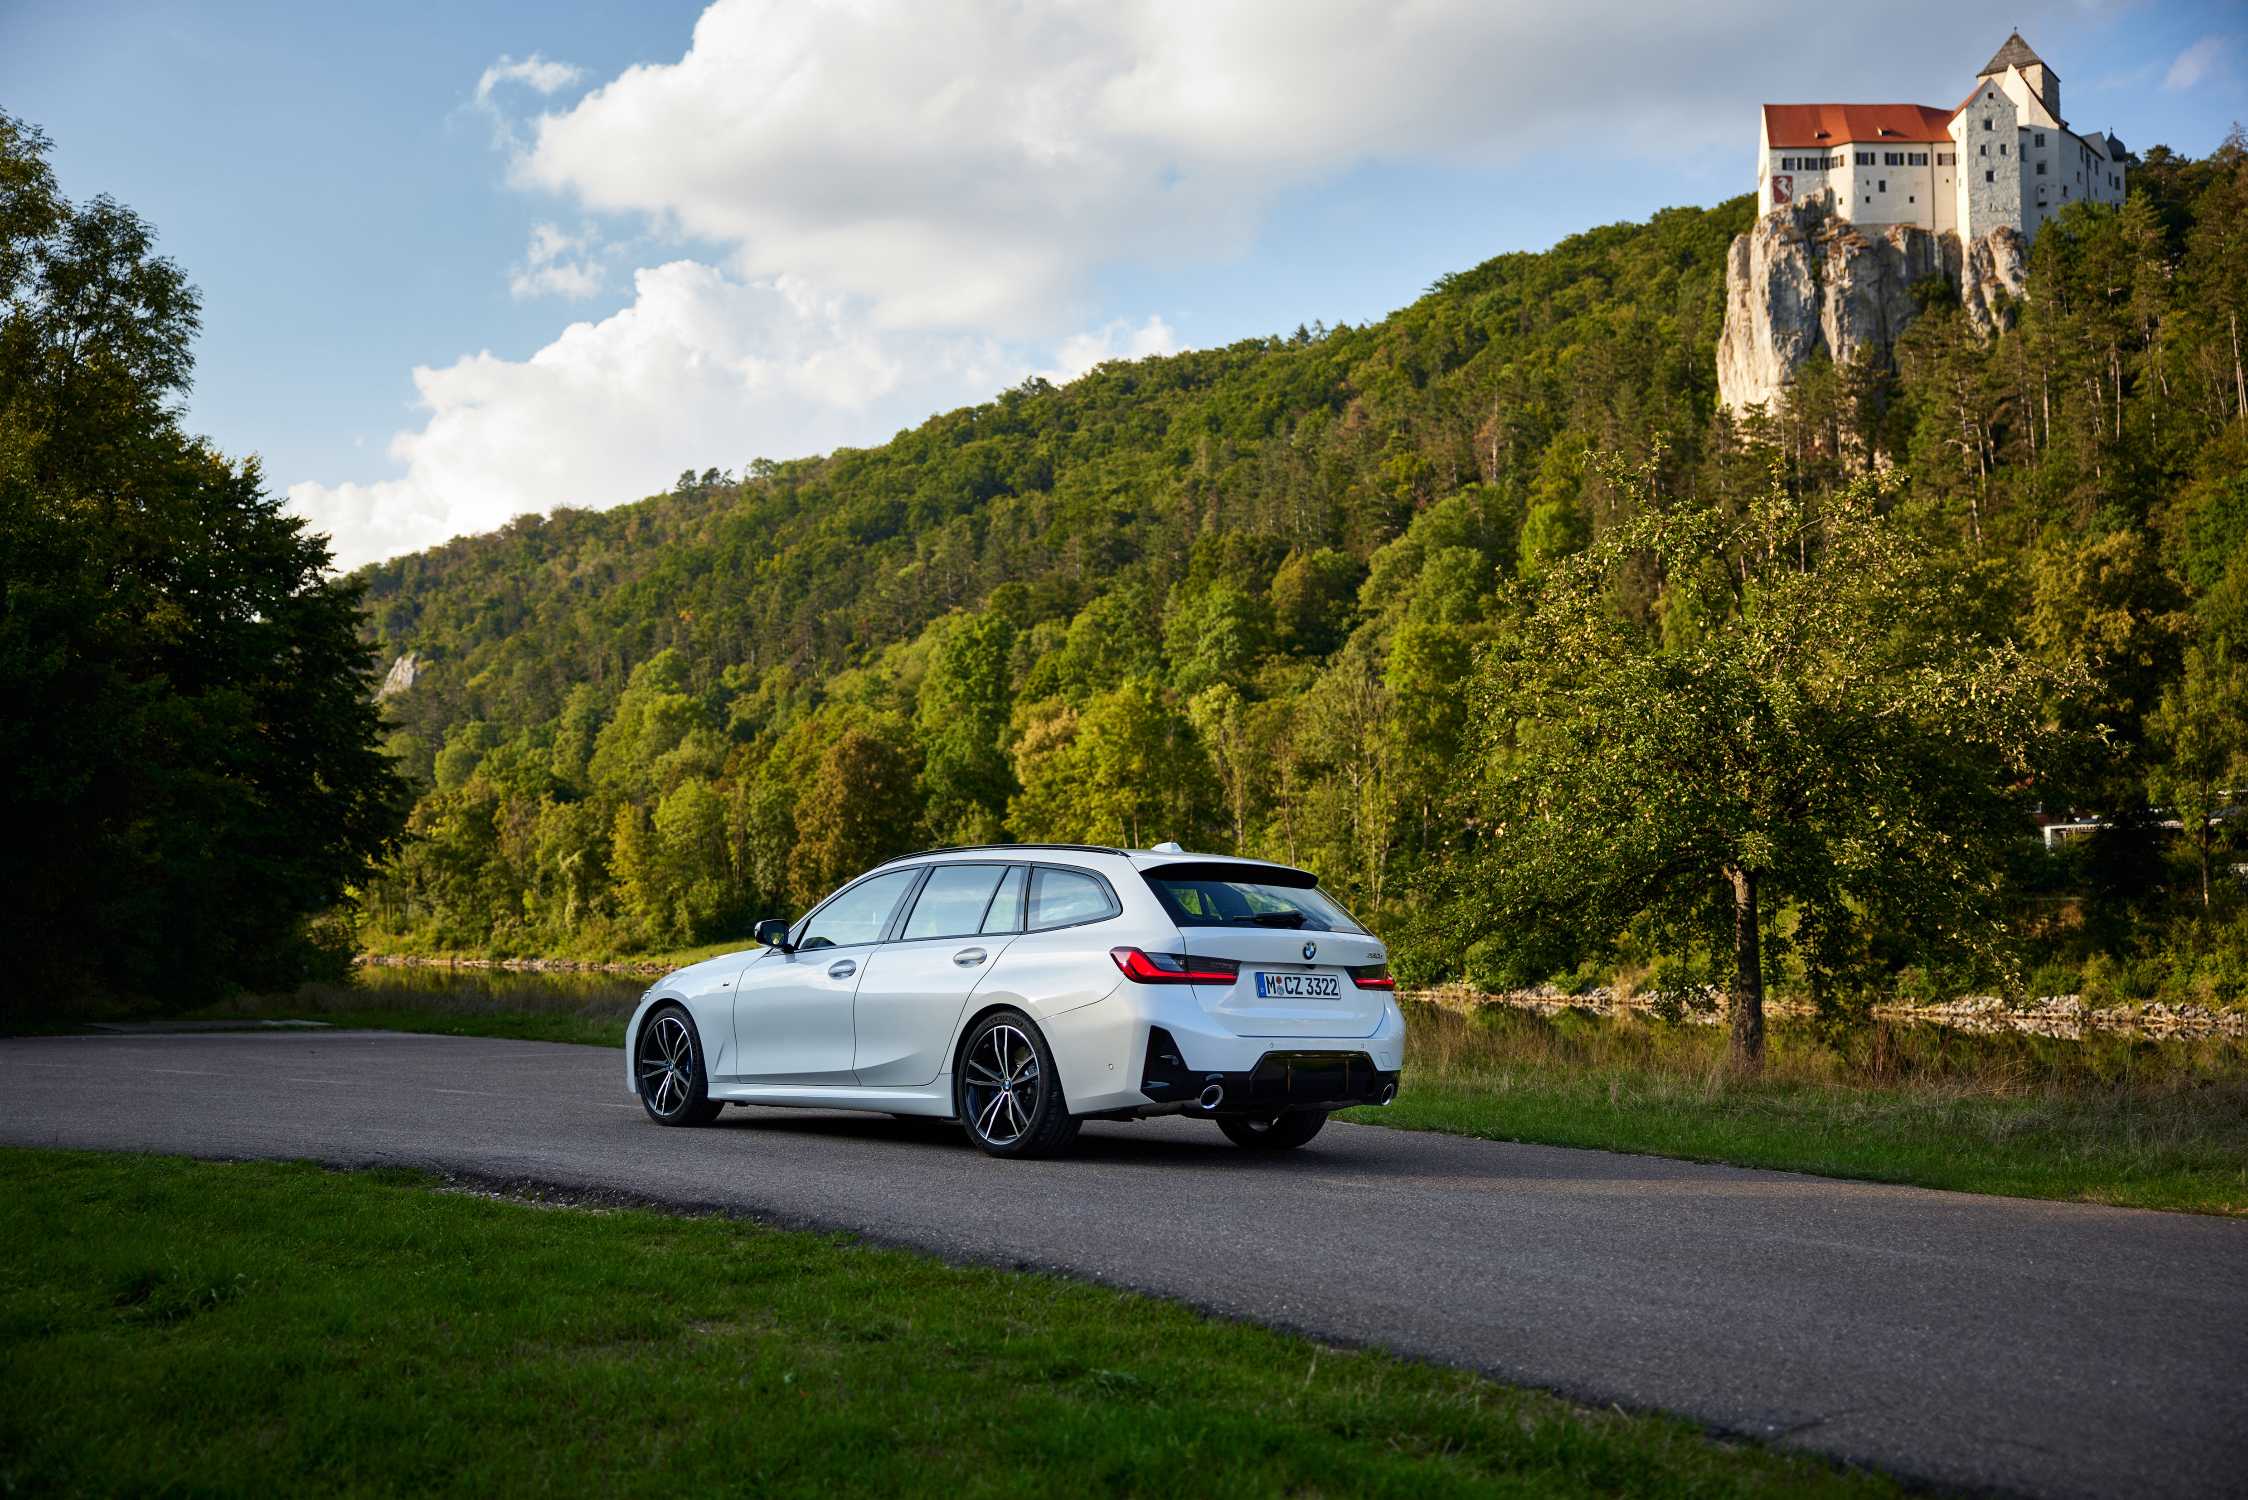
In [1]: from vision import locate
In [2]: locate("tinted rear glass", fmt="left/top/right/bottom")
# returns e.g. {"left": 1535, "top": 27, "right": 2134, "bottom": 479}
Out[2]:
{"left": 1143, "top": 872, "right": 1366, "bottom": 933}
{"left": 1027, "top": 867, "right": 1115, "bottom": 929}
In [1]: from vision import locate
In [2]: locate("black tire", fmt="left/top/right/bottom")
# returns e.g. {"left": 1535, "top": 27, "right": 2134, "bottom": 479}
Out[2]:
{"left": 1217, "top": 1110, "right": 1329, "bottom": 1151}
{"left": 955, "top": 1009, "right": 1079, "bottom": 1159}
{"left": 636, "top": 1005, "right": 723, "bottom": 1126}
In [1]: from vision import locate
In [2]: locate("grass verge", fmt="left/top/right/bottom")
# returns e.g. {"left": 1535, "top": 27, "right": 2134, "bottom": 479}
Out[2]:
{"left": 180, "top": 970, "right": 643, "bottom": 1048}
{"left": 0, "top": 1149, "right": 1891, "bottom": 1498}
{"left": 1340, "top": 1003, "right": 2248, "bottom": 1216}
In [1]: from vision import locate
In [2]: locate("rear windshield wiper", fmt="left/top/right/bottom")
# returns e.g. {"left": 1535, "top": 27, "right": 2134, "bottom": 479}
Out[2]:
{"left": 1247, "top": 912, "right": 1308, "bottom": 928}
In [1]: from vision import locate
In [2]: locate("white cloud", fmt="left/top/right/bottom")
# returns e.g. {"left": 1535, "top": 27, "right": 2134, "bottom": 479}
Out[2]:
{"left": 475, "top": 53, "right": 585, "bottom": 104}
{"left": 2164, "top": 35, "right": 2229, "bottom": 92}
{"left": 1044, "top": 315, "right": 1178, "bottom": 384}
{"left": 508, "top": 222, "right": 604, "bottom": 300}
{"left": 288, "top": 261, "right": 1029, "bottom": 570}
{"left": 507, "top": 0, "right": 2083, "bottom": 334}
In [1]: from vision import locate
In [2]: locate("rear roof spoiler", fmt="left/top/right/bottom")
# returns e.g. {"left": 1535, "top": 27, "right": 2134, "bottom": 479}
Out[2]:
{"left": 1138, "top": 859, "right": 1319, "bottom": 889}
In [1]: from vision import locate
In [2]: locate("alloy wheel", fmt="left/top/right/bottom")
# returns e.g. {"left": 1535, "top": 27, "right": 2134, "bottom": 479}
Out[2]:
{"left": 638, "top": 1012, "right": 695, "bottom": 1118}
{"left": 962, "top": 1023, "right": 1042, "bottom": 1147}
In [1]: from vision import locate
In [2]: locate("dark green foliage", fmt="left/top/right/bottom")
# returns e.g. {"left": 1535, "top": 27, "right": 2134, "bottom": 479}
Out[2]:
{"left": 1438, "top": 469, "right": 2077, "bottom": 1067}
{"left": 0, "top": 116, "right": 406, "bottom": 1015}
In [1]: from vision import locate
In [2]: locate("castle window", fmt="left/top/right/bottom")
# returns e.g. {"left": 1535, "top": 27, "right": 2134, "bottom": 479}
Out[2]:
{"left": 2035, "top": 132, "right": 2046, "bottom": 147}
{"left": 1856, "top": 151, "right": 1875, "bottom": 166}
{"left": 1909, "top": 152, "right": 1928, "bottom": 166}
{"left": 1983, "top": 117, "right": 1993, "bottom": 130}
{"left": 2037, "top": 161, "right": 2047, "bottom": 175}
{"left": 1979, "top": 144, "right": 1988, "bottom": 156}
{"left": 1999, "top": 144, "right": 2008, "bottom": 157}
{"left": 1884, "top": 151, "right": 1904, "bottom": 166}
{"left": 1781, "top": 157, "right": 1794, "bottom": 170}
{"left": 1938, "top": 152, "right": 1956, "bottom": 165}
{"left": 1985, "top": 170, "right": 1995, "bottom": 183}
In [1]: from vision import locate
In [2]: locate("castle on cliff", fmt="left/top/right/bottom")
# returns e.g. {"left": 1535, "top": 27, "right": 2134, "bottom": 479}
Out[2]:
{"left": 1756, "top": 33, "right": 2129, "bottom": 244}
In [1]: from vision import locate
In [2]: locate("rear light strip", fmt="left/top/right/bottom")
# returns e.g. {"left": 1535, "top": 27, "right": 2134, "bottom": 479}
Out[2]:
{"left": 1109, "top": 947, "right": 1240, "bottom": 985}
{"left": 1350, "top": 966, "right": 1397, "bottom": 991}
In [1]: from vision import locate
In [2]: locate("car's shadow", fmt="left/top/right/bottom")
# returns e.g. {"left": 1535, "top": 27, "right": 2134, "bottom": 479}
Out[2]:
{"left": 702, "top": 1105, "right": 1313, "bottom": 1166}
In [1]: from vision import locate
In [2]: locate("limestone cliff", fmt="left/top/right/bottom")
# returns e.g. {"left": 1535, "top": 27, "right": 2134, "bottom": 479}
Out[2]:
{"left": 376, "top": 650, "right": 421, "bottom": 700}
{"left": 1717, "top": 198, "right": 2026, "bottom": 416}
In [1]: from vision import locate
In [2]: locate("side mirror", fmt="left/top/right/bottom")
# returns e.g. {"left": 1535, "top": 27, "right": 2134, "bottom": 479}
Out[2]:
{"left": 753, "top": 917, "right": 795, "bottom": 953}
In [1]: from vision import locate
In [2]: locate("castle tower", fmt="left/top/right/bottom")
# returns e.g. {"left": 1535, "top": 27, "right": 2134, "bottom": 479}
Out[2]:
{"left": 1979, "top": 32, "right": 2059, "bottom": 126}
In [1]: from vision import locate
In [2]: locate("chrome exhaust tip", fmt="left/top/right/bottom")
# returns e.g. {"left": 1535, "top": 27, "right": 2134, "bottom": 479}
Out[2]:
{"left": 1198, "top": 1083, "right": 1225, "bottom": 1111}
{"left": 1378, "top": 1083, "right": 1398, "bottom": 1106}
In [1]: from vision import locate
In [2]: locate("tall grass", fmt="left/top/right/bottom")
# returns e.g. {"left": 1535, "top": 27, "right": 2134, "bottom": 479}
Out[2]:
{"left": 1345, "top": 1001, "right": 2248, "bottom": 1214}
{"left": 189, "top": 967, "right": 645, "bottom": 1047}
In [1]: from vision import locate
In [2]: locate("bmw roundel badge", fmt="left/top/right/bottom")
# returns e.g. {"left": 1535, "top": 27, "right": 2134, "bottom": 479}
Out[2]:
{"left": 1302, "top": 941, "right": 1317, "bottom": 961}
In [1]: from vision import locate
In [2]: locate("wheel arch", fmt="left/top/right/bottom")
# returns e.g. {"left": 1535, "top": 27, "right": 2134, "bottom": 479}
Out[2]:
{"left": 631, "top": 993, "right": 707, "bottom": 1065}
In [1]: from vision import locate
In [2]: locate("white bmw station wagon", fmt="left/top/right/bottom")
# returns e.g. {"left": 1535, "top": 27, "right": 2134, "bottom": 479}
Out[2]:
{"left": 625, "top": 844, "right": 1405, "bottom": 1157}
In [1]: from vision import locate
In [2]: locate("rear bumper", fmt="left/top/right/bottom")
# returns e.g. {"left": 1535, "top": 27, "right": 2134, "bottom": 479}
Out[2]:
{"left": 1131, "top": 1026, "right": 1399, "bottom": 1115}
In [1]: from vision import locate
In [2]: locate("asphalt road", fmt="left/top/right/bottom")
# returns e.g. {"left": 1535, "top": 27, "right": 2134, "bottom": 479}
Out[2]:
{"left": 4, "top": 1030, "right": 2243, "bottom": 1498}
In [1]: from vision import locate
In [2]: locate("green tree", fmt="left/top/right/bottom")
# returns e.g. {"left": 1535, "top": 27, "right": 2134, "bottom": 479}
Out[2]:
{"left": 787, "top": 727, "right": 918, "bottom": 911}
{"left": 916, "top": 609, "right": 1017, "bottom": 843}
{"left": 0, "top": 114, "right": 405, "bottom": 1011}
{"left": 2146, "top": 640, "right": 2248, "bottom": 908}
{"left": 1447, "top": 471, "right": 2072, "bottom": 1070}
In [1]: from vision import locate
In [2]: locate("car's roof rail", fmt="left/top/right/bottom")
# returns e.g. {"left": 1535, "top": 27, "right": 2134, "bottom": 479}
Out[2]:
{"left": 870, "top": 842, "right": 1129, "bottom": 868}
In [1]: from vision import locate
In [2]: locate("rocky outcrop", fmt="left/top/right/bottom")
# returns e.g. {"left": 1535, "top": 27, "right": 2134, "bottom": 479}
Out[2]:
{"left": 1717, "top": 197, "right": 2028, "bottom": 417}
{"left": 1958, "top": 224, "right": 2029, "bottom": 332}
{"left": 375, "top": 650, "right": 421, "bottom": 700}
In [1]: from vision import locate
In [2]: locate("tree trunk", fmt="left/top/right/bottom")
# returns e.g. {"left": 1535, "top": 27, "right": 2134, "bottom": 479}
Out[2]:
{"left": 2230, "top": 309, "right": 2247, "bottom": 423}
{"left": 1725, "top": 865, "right": 1766, "bottom": 1074}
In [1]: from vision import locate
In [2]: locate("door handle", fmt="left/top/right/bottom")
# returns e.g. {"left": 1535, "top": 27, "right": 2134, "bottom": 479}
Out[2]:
{"left": 827, "top": 959, "right": 857, "bottom": 980}
{"left": 952, "top": 947, "right": 987, "bottom": 968}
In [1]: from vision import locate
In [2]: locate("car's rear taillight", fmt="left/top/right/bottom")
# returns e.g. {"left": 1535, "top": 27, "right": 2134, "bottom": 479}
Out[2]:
{"left": 1110, "top": 947, "right": 1241, "bottom": 984}
{"left": 1349, "top": 964, "right": 1397, "bottom": 991}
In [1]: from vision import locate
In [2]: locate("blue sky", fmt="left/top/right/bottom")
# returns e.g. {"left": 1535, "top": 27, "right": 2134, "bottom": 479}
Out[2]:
{"left": 3, "top": 1, "right": 2241, "bottom": 568}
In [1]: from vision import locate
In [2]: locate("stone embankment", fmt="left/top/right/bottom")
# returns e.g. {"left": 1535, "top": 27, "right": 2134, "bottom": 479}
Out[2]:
{"left": 1406, "top": 983, "right": 2248, "bottom": 1040}
{"left": 359, "top": 952, "right": 674, "bottom": 978}
{"left": 1716, "top": 195, "right": 2027, "bottom": 416}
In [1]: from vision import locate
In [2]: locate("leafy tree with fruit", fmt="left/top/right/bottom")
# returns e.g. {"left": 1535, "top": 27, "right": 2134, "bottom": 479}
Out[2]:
{"left": 1441, "top": 467, "right": 2076, "bottom": 1070}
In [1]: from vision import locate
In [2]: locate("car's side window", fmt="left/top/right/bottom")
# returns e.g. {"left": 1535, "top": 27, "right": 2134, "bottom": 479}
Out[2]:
{"left": 1026, "top": 866, "right": 1116, "bottom": 929}
{"left": 797, "top": 869, "right": 917, "bottom": 951}
{"left": 901, "top": 864, "right": 1007, "bottom": 941}
{"left": 979, "top": 865, "right": 1026, "bottom": 935}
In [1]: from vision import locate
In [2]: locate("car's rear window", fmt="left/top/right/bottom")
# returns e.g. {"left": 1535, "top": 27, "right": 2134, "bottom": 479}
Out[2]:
{"left": 1142, "top": 867, "right": 1367, "bottom": 933}
{"left": 1027, "top": 867, "right": 1116, "bottom": 929}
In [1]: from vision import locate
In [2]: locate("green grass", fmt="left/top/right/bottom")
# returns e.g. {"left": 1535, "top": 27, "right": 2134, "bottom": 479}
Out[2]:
{"left": 178, "top": 970, "right": 644, "bottom": 1048}
{"left": 0, "top": 1150, "right": 1892, "bottom": 1498}
{"left": 1339, "top": 1003, "right": 2248, "bottom": 1216}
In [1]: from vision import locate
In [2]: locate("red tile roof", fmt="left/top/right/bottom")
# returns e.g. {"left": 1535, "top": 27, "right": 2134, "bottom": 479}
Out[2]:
{"left": 1763, "top": 103, "right": 1958, "bottom": 148}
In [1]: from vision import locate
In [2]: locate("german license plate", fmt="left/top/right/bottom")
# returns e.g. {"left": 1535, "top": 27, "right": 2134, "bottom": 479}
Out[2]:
{"left": 1254, "top": 971, "right": 1340, "bottom": 999}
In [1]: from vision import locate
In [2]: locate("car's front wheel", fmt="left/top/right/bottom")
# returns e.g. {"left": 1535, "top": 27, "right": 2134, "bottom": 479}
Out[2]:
{"left": 957, "top": 1010, "right": 1078, "bottom": 1159}
{"left": 636, "top": 1006, "right": 723, "bottom": 1126}
{"left": 1217, "top": 1110, "right": 1328, "bottom": 1151}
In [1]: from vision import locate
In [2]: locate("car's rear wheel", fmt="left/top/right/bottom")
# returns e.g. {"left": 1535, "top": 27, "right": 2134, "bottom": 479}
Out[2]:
{"left": 1217, "top": 1110, "right": 1328, "bottom": 1151}
{"left": 957, "top": 1010, "right": 1078, "bottom": 1159}
{"left": 637, "top": 1006, "right": 723, "bottom": 1126}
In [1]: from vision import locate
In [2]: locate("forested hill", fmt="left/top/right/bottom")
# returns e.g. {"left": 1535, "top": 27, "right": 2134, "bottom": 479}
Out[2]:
{"left": 356, "top": 140, "right": 2248, "bottom": 994}
{"left": 362, "top": 200, "right": 1742, "bottom": 730}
